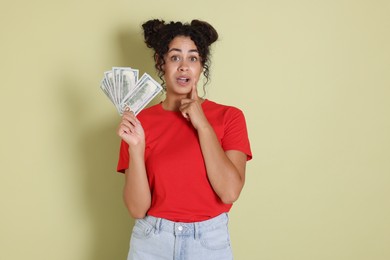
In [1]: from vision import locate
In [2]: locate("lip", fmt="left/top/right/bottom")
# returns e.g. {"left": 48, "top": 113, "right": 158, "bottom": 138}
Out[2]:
{"left": 176, "top": 76, "right": 191, "bottom": 86}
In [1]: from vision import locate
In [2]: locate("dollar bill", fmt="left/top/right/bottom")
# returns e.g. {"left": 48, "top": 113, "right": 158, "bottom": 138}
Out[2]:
{"left": 101, "top": 77, "right": 118, "bottom": 110}
{"left": 120, "top": 68, "right": 138, "bottom": 102}
{"left": 100, "top": 79, "right": 113, "bottom": 103}
{"left": 113, "top": 67, "right": 122, "bottom": 104}
{"left": 104, "top": 71, "right": 118, "bottom": 105}
{"left": 120, "top": 73, "right": 163, "bottom": 115}
{"left": 100, "top": 67, "right": 162, "bottom": 115}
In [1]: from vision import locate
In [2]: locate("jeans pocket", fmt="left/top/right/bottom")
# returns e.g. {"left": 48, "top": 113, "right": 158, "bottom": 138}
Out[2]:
{"left": 200, "top": 223, "right": 231, "bottom": 250}
{"left": 131, "top": 219, "right": 155, "bottom": 240}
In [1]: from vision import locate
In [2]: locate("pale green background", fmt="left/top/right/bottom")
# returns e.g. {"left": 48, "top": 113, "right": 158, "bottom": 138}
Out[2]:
{"left": 1, "top": 0, "right": 389, "bottom": 259}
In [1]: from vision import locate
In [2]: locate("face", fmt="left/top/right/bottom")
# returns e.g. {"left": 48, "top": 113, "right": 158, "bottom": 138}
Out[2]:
{"left": 162, "top": 36, "right": 203, "bottom": 97}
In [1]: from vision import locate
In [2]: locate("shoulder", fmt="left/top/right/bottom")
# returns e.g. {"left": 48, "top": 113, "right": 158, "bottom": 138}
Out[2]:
{"left": 203, "top": 99, "right": 245, "bottom": 119}
{"left": 137, "top": 103, "right": 161, "bottom": 119}
{"left": 134, "top": 103, "right": 164, "bottom": 128}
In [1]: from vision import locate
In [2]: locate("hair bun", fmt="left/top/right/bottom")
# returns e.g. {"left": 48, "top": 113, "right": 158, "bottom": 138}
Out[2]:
{"left": 191, "top": 20, "right": 218, "bottom": 45}
{"left": 142, "top": 19, "right": 166, "bottom": 49}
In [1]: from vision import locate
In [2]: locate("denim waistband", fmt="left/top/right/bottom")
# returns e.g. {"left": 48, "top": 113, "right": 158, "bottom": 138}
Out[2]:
{"left": 142, "top": 213, "right": 229, "bottom": 238}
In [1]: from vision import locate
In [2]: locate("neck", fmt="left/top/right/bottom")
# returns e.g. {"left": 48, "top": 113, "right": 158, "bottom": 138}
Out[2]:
{"left": 161, "top": 95, "right": 204, "bottom": 111}
{"left": 161, "top": 96, "right": 182, "bottom": 111}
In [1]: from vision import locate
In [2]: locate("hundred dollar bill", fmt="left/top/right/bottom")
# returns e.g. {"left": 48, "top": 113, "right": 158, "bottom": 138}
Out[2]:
{"left": 120, "top": 67, "right": 139, "bottom": 102}
{"left": 120, "top": 73, "right": 163, "bottom": 115}
{"left": 100, "top": 79, "right": 113, "bottom": 103}
{"left": 104, "top": 71, "right": 118, "bottom": 105}
{"left": 113, "top": 67, "right": 122, "bottom": 104}
{"left": 100, "top": 78, "right": 119, "bottom": 111}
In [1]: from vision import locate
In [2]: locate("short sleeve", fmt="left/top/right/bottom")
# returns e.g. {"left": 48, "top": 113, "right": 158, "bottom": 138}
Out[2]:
{"left": 221, "top": 108, "right": 252, "bottom": 161}
{"left": 117, "top": 140, "right": 129, "bottom": 173}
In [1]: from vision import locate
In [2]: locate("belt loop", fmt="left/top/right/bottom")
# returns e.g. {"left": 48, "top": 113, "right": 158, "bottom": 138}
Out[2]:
{"left": 194, "top": 223, "right": 200, "bottom": 240}
{"left": 154, "top": 218, "right": 162, "bottom": 234}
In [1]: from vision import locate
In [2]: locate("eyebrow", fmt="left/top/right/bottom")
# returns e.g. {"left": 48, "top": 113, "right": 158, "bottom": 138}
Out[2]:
{"left": 168, "top": 48, "right": 199, "bottom": 53}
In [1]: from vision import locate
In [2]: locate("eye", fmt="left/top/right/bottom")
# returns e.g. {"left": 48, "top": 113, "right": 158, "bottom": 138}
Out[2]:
{"left": 170, "top": 55, "right": 180, "bottom": 62}
{"left": 189, "top": 56, "right": 198, "bottom": 62}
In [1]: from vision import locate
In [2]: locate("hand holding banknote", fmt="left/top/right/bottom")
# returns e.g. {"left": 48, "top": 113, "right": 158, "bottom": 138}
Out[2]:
{"left": 117, "top": 107, "right": 145, "bottom": 149}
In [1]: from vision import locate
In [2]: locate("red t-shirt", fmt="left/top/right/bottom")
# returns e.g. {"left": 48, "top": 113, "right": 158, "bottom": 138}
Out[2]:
{"left": 117, "top": 99, "right": 252, "bottom": 222}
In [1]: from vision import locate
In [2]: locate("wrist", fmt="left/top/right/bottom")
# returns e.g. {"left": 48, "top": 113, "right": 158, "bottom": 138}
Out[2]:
{"left": 128, "top": 144, "right": 145, "bottom": 158}
{"left": 196, "top": 123, "right": 214, "bottom": 134}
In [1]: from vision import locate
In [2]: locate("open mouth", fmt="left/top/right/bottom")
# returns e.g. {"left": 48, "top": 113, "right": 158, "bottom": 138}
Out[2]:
{"left": 177, "top": 77, "right": 190, "bottom": 83}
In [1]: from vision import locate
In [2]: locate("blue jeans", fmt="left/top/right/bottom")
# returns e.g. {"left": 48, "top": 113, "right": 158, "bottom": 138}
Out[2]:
{"left": 127, "top": 213, "right": 233, "bottom": 260}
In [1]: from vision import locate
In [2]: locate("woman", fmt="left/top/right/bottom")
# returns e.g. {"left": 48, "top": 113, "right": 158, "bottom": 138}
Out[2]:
{"left": 117, "top": 19, "right": 252, "bottom": 260}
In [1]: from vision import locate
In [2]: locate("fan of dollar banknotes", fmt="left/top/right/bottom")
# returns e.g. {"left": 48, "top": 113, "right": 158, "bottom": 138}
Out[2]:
{"left": 100, "top": 67, "right": 163, "bottom": 115}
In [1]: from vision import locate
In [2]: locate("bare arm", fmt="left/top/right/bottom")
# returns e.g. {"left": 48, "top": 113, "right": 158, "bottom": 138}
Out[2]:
{"left": 180, "top": 85, "right": 247, "bottom": 204}
{"left": 197, "top": 125, "right": 247, "bottom": 204}
{"left": 118, "top": 110, "right": 151, "bottom": 218}
{"left": 123, "top": 150, "right": 151, "bottom": 219}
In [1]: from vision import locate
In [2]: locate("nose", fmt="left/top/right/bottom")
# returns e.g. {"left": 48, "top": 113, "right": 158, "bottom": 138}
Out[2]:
{"left": 178, "top": 61, "right": 189, "bottom": 72}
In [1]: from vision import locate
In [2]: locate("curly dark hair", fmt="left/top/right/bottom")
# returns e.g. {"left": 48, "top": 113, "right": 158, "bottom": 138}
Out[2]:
{"left": 142, "top": 19, "right": 218, "bottom": 90}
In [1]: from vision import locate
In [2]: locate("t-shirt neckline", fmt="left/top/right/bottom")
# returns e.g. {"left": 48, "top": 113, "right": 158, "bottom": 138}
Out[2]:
{"left": 158, "top": 99, "right": 210, "bottom": 113}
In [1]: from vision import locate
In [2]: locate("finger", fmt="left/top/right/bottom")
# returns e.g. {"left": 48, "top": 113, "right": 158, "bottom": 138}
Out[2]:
{"left": 191, "top": 83, "right": 199, "bottom": 100}
{"left": 121, "top": 117, "right": 137, "bottom": 128}
{"left": 122, "top": 112, "right": 138, "bottom": 123}
{"left": 118, "top": 128, "right": 129, "bottom": 138}
{"left": 180, "top": 98, "right": 192, "bottom": 106}
{"left": 117, "top": 125, "right": 131, "bottom": 138}
{"left": 118, "top": 124, "right": 133, "bottom": 137}
{"left": 122, "top": 106, "right": 136, "bottom": 119}
{"left": 124, "top": 106, "right": 133, "bottom": 113}
{"left": 179, "top": 104, "right": 190, "bottom": 121}
{"left": 121, "top": 119, "right": 135, "bottom": 130}
{"left": 179, "top": 101, "right": 192, "bottom": 113}
{"left": 118, "top": 113, "right": 139, "bottom": 134}
{"left": 181, "top": 112, "right": 190, "bottom": 121}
